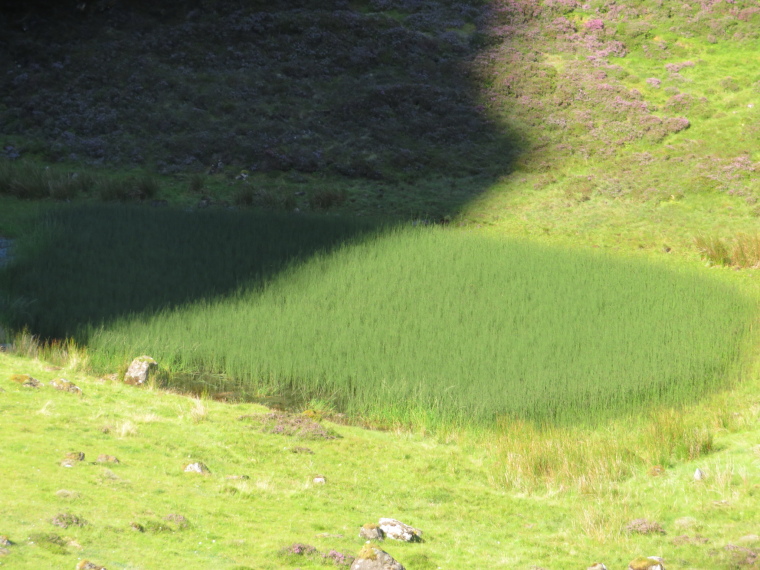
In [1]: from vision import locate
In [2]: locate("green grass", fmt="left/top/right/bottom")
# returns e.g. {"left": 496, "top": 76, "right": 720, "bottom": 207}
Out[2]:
{"left": 2, "top": 350, "right": 760, "bottom": 569}
{"left": 3, "top": 210, "right": 742, "bottom": 428}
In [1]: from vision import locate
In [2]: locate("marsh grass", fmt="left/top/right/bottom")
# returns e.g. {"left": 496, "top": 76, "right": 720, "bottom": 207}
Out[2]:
{"left": 76, "top": 225, "right": 756, "bottom": 429}
{"left": 695, "top": 234, "right": 760, "bottom": 268}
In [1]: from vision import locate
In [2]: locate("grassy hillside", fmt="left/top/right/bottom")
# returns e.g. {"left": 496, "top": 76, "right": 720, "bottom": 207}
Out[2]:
{"left": 2, "top": 1, "right": 760, "bottom": 568}
{"left": 2, "top": 351, "right": 760, "bottom": 569}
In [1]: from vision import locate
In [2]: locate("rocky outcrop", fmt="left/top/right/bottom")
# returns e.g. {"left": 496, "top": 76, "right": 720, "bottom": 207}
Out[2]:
{"left": 378, "top": 518, "right": 423, "bottom": 542}
{"left": 50, "top": 378, "right": 82, "bottom": 395}
{"left": 359, "top": 524, "right": 385, "bottom": 541}
{"left": 350, "top": 544, "right": 405, "bottom": 570}
{"left": 184, "top": 462, "right": 210, "bottom": 475}
{"left": 123, "top": 356, "right": 157, "bottom": 385}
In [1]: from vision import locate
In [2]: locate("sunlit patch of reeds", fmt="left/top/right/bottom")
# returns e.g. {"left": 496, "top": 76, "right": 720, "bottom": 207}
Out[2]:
{"left": 85, "top": 226, "right": 756, "bottom": 429}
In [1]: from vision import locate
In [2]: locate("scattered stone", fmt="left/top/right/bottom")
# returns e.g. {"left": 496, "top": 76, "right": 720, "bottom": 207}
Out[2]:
{"left": 0, "top": 536, "right": 11, "bottom": 547}
{"left": 587, "top": 564, "right": 608, "bottom": 570}
{"left": 96, "top": 454, "right": 120, "bottom": 464}
{"left": 292, "top": 446, "right": 314, "bottom": 454}
{"left": 51, "top": 513, "right": 87, "bottom": 529}
{"left": 10, "top": 374, "right": 41, "bottom": 387}
{"left": 313, "top": 476, "right": 326, "bottom": 485}
{"left": 626, "top": 519, "right": 666, "bottom": 536}
{"left": 628, "top": 556, "right": 664, "bottom": 570}
{"left": 61, "top": 452, "right": 85, "bottom": 467}
{"left": 123, "top": 356, "right": 157, "bottom": 385}
{"left": 76, "top": 560, "right": 106, "bottom": 570}
{"left": 351, "top": 544, "right": 405, "bottom": 570}
{"left": 184, "top": 462, "right": 210, "bottom": 475}
{"left": 130, "top": 522, "right": 144, "bottom": 532}
{"left": 165, "top": 514, "right": 189, "bottom": 529}
{"left": 378, "top": 518, "right": 423, "bottom": 542}
{"left": 672, "top": 535, "right": 709, "bottom": 546}
{"left": 225, "top": 474, "right": 249, "bottom": 480}
{"left": 55, "top": 490, "right": 80, "bottom": 499}
{"left": 360, "top": 523, "right": 385, "bottom": 541}
{"left": 50, "top": 378, "right": 83, "bottom": 395}
{"left": 693, "top": 468, "right": 705, "bottom": 481}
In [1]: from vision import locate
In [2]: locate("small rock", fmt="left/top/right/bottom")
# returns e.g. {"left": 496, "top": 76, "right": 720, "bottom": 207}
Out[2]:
{"left": 693, "top": 468, "right": 705, "bottom": 481}
{"left": 628, "top": 556, "right": 664, "bottom": 570}
{"left": 587, "top": 564, "right": 608, "bottom": 570}
{"left": 96, "top": 454, "right": 120, "bottom": 464}
{"left": 359, "top": 524, "right": 385, "bottom": 541}
{"left": 184, "top": 462, "right": 210, "bottom": 475}
{"left": 378, "top": 518, "right": 423, "bottom": 542}
{"left": 10, "top": 374, "right": 41, "bottom": 387}
{"left": 313, "top": 476, "right": 326, "bottom": 484}
{"left": 61, "top": 452, "right": 85, "bottom": 468}
{"left": 50, "top": 378, "right": 83, "bottom": 395}
{"left": 350, "top": 544, "right": 405, "bottom": 570}
{"left": 130, "top": 522, "right": 145, "bottom": 532}
{"left": 76, "top": 561, "right": 106, "bottom": 570}
{"left": 0, "top": 536, "right": 11, "bottom": 547}
{"left": 123, "top": 356, "right": 157, "bottom": 385}
{"left": 626, "top": 519, "right": 666, "bottom": 535}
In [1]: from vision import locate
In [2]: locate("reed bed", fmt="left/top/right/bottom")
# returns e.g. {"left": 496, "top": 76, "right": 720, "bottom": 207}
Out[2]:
{"left": 69, "top": 221, "right": 756, "bottom": 427}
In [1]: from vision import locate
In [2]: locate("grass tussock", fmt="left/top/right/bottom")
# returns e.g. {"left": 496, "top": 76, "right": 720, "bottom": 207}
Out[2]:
{"left": 695, "top": 234, "right": 760, "bottom": 268}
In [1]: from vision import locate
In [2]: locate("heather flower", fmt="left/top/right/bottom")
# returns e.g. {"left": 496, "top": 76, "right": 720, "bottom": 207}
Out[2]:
{"left": 585, "top": 18, "right": 604, "bottom": 31}
{"left": 646, "top": 77, "right": 661, "bottom": 88}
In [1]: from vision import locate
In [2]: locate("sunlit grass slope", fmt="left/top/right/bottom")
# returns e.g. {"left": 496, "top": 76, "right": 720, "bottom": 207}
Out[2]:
{"left": 82, "top": 223, "right": 756, "bottom": 427}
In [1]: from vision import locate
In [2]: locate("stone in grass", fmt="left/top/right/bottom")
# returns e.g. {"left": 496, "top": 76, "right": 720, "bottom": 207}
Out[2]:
{"left": 96, "top": 454, "right": 120, "bottom": 464}
{"left": 359, "top": 523, "right": 385, "bottom": 541}
{"left": 50, "top": 378, "right": 82, "bottom": 395}
{"left": 184, "top": 462, "right": 210, "bottom": 475}
{"left": 693, "top": 468, "right": 705, "bottom": 481}
{"left": 76, "top": 560, "right": 107, "bottom": 570}
{"left": 378, "top": 518, "right": 423, "bottom": 543}
{"left": 10, "top": 374, "right": 41, "bottom": 387}
{"left": 351, "top": 544, "right": 405, "bottom": 570}
{"left": 61, "top": 452, "right": 85, "bottom": 468}
{"left": 51, "top": 513, "right": 87, "bottom": 529}
{"left": 0, "top": 536, "right": 12, "bottom": 547}
{"left": 587, "top": 564, "right": 608, "bottom": 570}
{"left": 628, "top": 556, "right": 665, "bottom": 570}
{"left": 123, "top": 355, "right": 157, "bottom": 386}
{"left": 313, "top": 475, "right": 326, "bottom": 485}
{"left": 626, "top": 519, "right": 666, "bottom": 535}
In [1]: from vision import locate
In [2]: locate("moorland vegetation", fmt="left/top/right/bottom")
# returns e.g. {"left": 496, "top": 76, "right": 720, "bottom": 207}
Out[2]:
{"left": 1, "top": 0, "right": 760, "bottom": 568}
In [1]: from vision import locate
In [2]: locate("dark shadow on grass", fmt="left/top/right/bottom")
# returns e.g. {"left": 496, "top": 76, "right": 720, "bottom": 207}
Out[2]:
{"left": 0, "top": 1, "right": 523, "bottom": 342}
